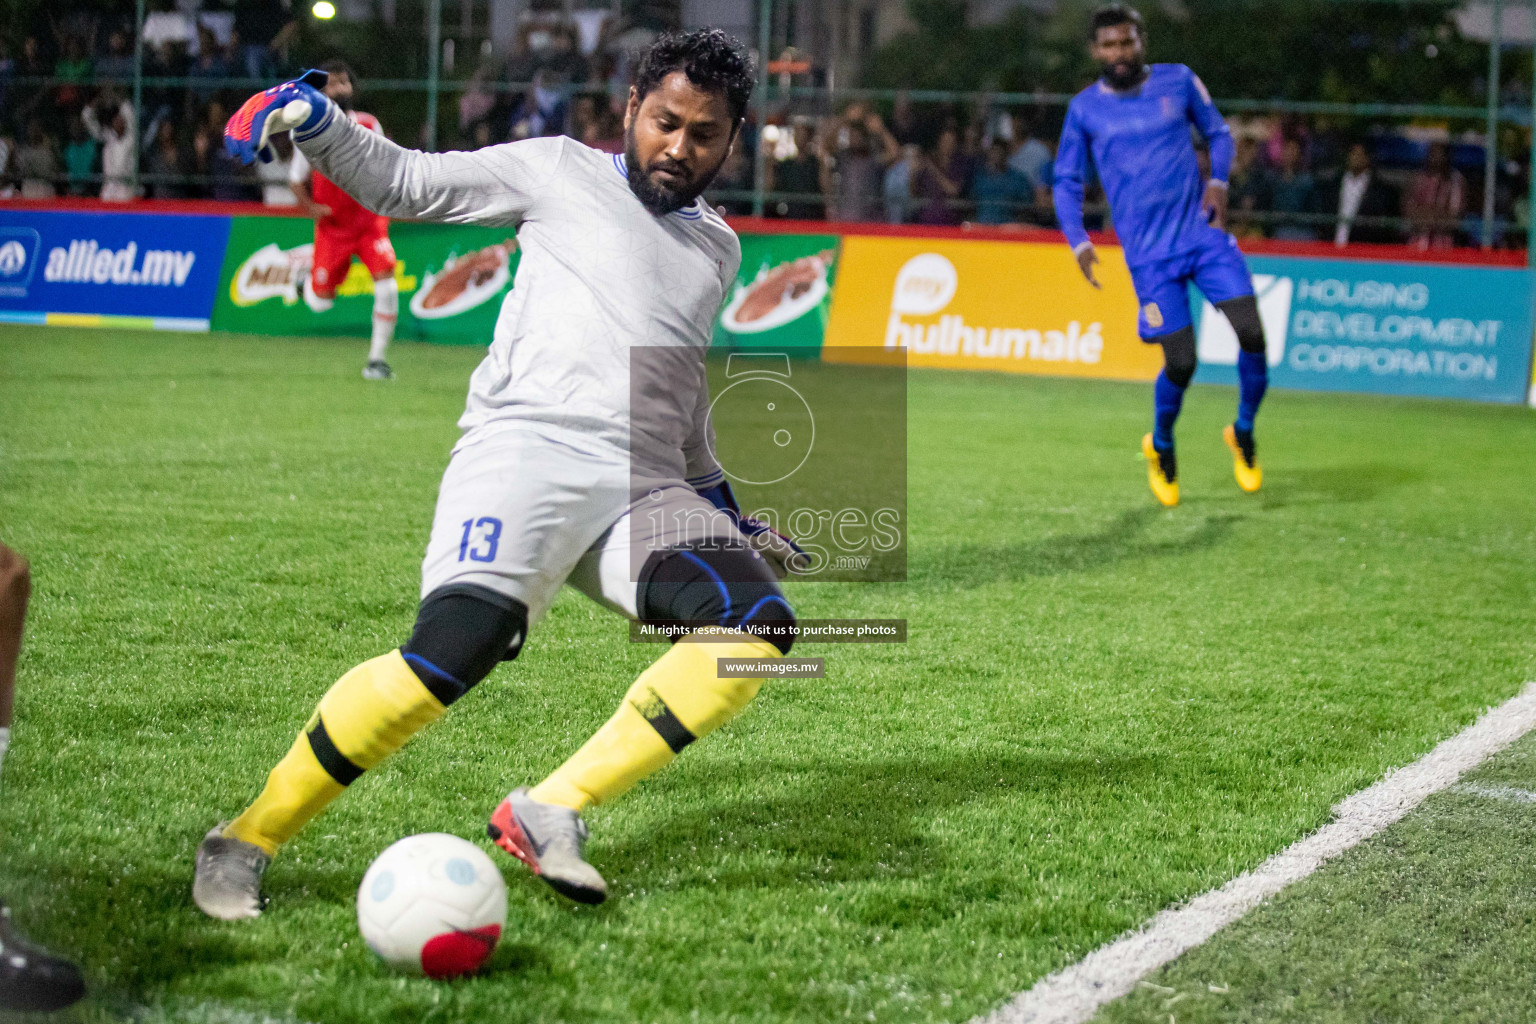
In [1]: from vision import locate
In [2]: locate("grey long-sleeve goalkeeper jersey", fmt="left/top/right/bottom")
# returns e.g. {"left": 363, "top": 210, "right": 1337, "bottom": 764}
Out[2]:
{"left": 294, "top": 105, "right": 737, "bottom": 490}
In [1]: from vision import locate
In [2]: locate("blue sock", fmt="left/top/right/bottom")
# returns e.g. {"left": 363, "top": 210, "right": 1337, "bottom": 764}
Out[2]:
{"left": 1152, "top": 370, "right": 1186, "bottom": 452}
{"left": 1236, "top": 350, "right": 1268, "bottom": 433}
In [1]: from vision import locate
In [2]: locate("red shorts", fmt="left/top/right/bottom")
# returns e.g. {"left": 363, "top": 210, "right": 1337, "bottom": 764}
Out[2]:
{"left": 310, "top": 221, "right": 396, "bottom": 296}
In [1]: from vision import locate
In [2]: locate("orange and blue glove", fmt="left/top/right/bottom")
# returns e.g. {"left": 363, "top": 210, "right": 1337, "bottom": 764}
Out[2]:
{"left": 224, "top": 69, "right": 331, "bottom": 165}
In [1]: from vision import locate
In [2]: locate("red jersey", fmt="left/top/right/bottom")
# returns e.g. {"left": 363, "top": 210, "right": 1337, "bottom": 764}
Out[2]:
{"left": 290, "top": 110, "right": 386, "bottom": 234}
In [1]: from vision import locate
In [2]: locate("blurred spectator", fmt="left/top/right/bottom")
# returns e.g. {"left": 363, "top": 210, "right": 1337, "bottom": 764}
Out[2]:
{"left": 192, "top": 121, "right": 215, "bottom": 191}
{"left": 504, "top": 26, "right": 539, "bottom": 84}
{"left": 888, "top": 92, "right": 918, "bottom": 146}
{"left": 141, "top": 3, "right": 195, "bottom": 58}
{"left": 508, "top": 69, "right": 568, "bottom": 139}
{"left": 82, "top": 95, "right": 136, "bottom": 201}
{"left": 1513, "top": 159, "right": 1531, "bottom": 247}
{"left": 567, "top": 94, "right": 597, "bottom": 143}
{"left": 584, "top": 108, "right": 623, "bottom": 154}
{"left": 1406, "top": 141, "right": 1465, "bottom": 250}
{"left": 96, "top": 29, "right": 135, "bottom": 80}
{"left": 1227, "top": 136, "right": 1267, "bottom": 238}
{"left": 0, "top": 40, "right": 13, "bottom": 124}
{"left": 144, "top": 118, "right": 188, "bottom": 198}
{"left": 1266, "top": 137, "right": 1316, "bottom": 240}
{"left": 458, "top": 66, "right": 497, "bottom": 137}
{"left": 708, "top": 142, "right": 753, "bottom": 217}
{"left": 53, "top": 34, "right": 92, "bottom": 114}
{"left": 883, "top": 143, "right": 919, "bottom": 224}
{"left": 969, "top": 138, "right": 1033, "bottom": 225}
{"left": 0, "top": 132, "right": 14, "bottom": 198}
{"left": 1264, "top": 115, "right": 1311, "bottom": 171}
{"left": 1007, "top": 110, "right": 1054, "bottom": 197}
{"left": 197, "top": 100, "right": 254, "bottom": 201}
{"left": 507, "top": 22, "right": 586, "bottom": 85}
{"left": 16, "top": 120, "right": 60, "bottom": 199}
{"left": 1318, "top": 141, "right": 1400, "bottom": 246}
{"left": 18, "top": 36, "right": 46, "bottom": 77}
{"left": 765, "top": 121, "right": 825, "bottom": 220}
{"left": 16, "top": 36, "right": 49, "bottom": 124}
{"left": 911, "top": 125, "right": 969, "bottom": 226}
{"left": 188, "top": 25, "right": 230, "bottom": 101}
{"left": 63, "top": 117, "right": 98, "bottom": 196}
{"left": 233, "top": 0, "right": 296, "bottom": 80}
{"left": 570, "top": 8, "right": 610, "bottom": 56}
{"left": 542, "top": 26, "right": 588, "bottom": 85}
{"left": 143, "top": 40, "right": 192, "bottom": 127}
{"left": 961, "top": 122, "right": 984, "bottom": 165}
{"left": 257, "top": 134, "right": 296, "bottom": 206}
{"left": 828, "top": 105, "right": 898, "bottom": 222}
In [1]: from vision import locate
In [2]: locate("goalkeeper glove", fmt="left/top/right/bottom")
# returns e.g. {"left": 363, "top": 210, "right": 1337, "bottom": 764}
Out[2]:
{"left": 697, "top": 481, "right": 811, "bottom": 580}
{"left": 224, "top": 69, "right": 331, "bottom": 165}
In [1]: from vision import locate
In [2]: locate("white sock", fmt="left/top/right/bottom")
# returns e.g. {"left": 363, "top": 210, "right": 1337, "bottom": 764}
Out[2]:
{"left": 370, "top": 278, "right": 398, "bottom": 363}
{"left": 303, "top": 275, "right": 334, "bottom": 314}
{"left": 0, "top": 726, "right": 11, "bottom": 784}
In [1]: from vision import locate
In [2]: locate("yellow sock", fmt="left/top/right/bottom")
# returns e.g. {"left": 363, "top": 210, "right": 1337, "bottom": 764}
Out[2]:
{"left": 225, "top": 650, "right": 446, "bottom": 855}
{"left": 529, "top": 632, "right": 780, "bottom": 811}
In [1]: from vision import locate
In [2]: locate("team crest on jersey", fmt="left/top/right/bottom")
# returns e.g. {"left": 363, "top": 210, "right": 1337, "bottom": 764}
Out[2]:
{"left": 1144, "top": 302, "right": 1164, "bottom": 329}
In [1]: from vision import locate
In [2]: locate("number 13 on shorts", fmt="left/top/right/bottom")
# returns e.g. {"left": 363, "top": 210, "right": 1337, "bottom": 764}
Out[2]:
{"left": 458, "top": 517, "right": 503, "bottom": 562}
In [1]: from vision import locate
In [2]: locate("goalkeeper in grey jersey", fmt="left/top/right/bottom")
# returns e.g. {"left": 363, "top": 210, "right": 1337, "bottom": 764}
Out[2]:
{"left": 196, "top": 30, "right": 804, "bottom": 920}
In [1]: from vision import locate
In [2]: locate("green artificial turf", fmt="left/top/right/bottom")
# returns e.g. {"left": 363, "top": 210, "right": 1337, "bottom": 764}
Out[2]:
{"left": 1094, "top": 731, "right": 1536, "bottom": 1024}
{"left": 0, "top": 326, "right": 1532, "bottom": 1024}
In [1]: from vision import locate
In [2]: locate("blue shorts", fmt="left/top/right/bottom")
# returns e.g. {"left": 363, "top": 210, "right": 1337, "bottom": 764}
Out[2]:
{"left": 1128, "top": 235, "right": 1253, "bottom": 340}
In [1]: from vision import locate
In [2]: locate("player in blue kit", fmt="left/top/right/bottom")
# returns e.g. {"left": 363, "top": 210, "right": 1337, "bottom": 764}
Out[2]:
{"left": 1053, "top": 4, "right": 1267, "bottom": 506}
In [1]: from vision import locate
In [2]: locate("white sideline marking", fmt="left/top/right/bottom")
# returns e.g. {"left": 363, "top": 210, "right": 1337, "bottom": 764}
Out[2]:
{"left": 975, "top": 682, "right": 1536, "bottom": 1024}
{"left": 1454, "top": 782, "right": 1536, "bottom": 804}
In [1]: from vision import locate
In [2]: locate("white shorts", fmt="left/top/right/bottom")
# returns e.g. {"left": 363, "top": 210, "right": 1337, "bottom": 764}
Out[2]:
{"left": 420, "top": 427, "right": 742, "bottom": 628}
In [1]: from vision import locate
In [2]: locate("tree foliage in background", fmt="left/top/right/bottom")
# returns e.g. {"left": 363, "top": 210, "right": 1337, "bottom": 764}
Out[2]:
{"left": 864, "top": 0, "right": 1493, "bottom": 106}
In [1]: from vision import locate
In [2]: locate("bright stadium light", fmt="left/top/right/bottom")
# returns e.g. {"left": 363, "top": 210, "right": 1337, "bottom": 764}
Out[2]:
{"left": 312, "top": 1, "right": 336, "bottom": 19}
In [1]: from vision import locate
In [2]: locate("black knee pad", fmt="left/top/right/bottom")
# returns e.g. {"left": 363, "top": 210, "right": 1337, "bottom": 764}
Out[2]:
{"left": 1217, "top": 296, "right": 1266, "bottom": 354}
{"left": 1158, "top": 326, "right": 1198, "bottom": 388}
{"left": 638, "top": 544, "right": 797, "bottom": 655}
{"left": 401, "top": 584, "right": 528, "bottom": 705}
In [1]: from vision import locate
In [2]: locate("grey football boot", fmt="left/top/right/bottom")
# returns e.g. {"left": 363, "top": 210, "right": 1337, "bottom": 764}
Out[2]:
{"left": 192, "top": 824, "right": 271, "bottom": 920}
{"left": 487, "top": 787, "right": 608, "bottom": 904}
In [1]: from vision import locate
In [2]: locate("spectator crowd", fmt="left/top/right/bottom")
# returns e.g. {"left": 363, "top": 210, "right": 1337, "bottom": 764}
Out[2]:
{"left": 736, "top": 102, "right": 1527, "bottom": 249}
{"left": 0, "top": 1, "right": 304, "bottom": 201}
{"left": 0, "top": 6, "right": 1527, "bottom": 250}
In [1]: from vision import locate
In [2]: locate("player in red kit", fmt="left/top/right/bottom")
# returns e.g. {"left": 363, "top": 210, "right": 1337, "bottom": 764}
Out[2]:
{"left": 288, "top": 60, "right": 399, "bottom": 380}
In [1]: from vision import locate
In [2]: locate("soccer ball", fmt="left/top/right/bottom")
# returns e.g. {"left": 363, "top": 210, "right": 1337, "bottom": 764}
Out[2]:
{"left": 357, "top": 833, "right": 508, "bottom": 978}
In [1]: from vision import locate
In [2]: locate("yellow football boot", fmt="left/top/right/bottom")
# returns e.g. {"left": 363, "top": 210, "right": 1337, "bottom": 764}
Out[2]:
{"left": 1141, "top": 433, "right": 1179, "bottom": 507}
{"left": 1223, "top": 424, "right": 1262, "bottom": 493}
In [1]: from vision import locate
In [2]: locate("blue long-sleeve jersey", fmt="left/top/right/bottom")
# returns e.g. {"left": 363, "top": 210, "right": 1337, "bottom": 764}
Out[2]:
{"left": 1053, "top": 63, "right": 1234, "bottom": 270}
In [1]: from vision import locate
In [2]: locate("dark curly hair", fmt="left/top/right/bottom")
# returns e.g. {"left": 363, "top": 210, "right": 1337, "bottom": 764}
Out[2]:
{"left": 1089, "top": 3, "right": 1143, "bottom": 40}
{"left": 633, "top": 29, "right": 756, "bottom": 125}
